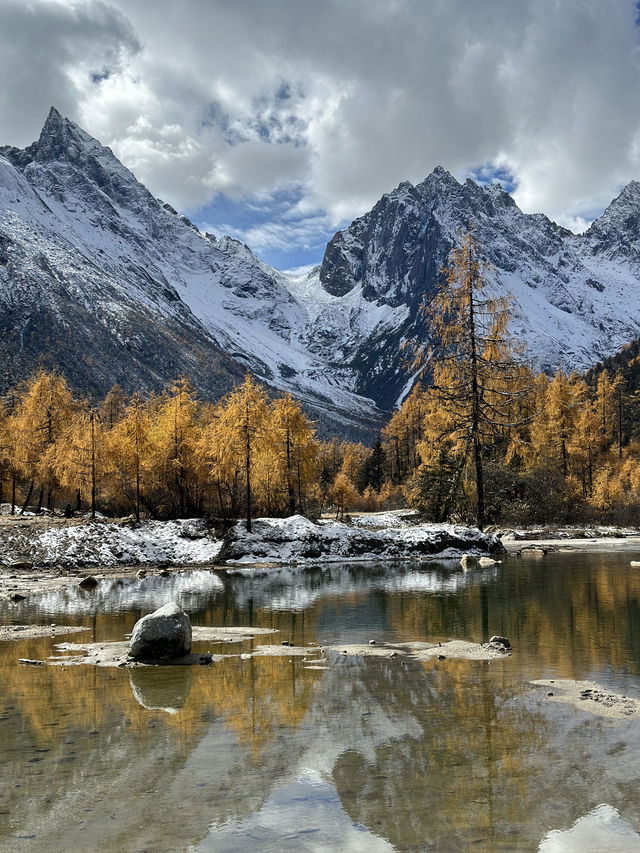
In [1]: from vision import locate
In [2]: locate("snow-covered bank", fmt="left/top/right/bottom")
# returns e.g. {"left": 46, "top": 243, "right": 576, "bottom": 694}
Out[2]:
{"left": 0, "top": 513, "right": 501, "bottom": 577}
{"left": 220, "top": 514, "right": 502, "bottom": 565}
{"left": 0, "top": 518, "right": 222, "bottom": 569}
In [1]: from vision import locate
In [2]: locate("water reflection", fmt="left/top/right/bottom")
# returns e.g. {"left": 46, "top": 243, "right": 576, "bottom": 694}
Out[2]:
{"left": 224, "top": 561, "right": 498, "bottom": 613}
{"left": 129, "top": 666, "right": 193, "bottom": 714}
{"left": 538, "top": 804, "right": 640, "bottom": 852}
{"left": 2, "top": 552, "right": 640, "bottom": 851}
{"left": 1, "top": 569, "right": 224, "bottom": 619}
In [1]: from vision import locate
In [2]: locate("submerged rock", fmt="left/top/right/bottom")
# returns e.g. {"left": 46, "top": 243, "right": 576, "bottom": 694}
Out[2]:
{"left": 128, "top": 602, "right": 192, "bottom": 661}
{"left": 460, "top": 554, "right": 477, "bottom": 570}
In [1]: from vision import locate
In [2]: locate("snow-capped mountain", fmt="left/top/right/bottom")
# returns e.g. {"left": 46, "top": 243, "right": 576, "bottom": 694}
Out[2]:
{"left": 0, "top": 108, "right": 384, "bottom": 437}
{"left": 3, "top": 108, "right": 640, "bottom": 435}
{"left": 307, "top": 166, "right": 640, "bottom": 408}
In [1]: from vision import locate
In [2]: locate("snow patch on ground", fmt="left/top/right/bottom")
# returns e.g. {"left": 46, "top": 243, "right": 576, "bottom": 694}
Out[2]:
{"left": 222, "top": 514, "right": 499, "bottom": 565}
{"left": 20, "top": 519, "right": 222, "bottom": 568}
{"left": 351, "top": 510, "right": 421, "bottom": 529}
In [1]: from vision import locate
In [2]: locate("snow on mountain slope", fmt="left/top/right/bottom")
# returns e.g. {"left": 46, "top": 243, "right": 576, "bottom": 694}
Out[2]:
{"left": 303, "top": 166, "right": 640, "bottom": 407}
{"left": 3, "top": 108, "right": 640, "bottom": 433}
{"left": 0, "top": 109, "right": 384, "bottom": 437}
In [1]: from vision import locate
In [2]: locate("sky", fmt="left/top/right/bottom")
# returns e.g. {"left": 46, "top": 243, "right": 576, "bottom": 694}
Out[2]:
{"left": 2, "top": 0, "right": 640, "bottom": 270}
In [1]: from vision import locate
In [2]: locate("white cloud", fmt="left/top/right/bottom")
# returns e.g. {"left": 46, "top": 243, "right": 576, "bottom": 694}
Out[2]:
{"left": 2, "top": 0, "right": 640, "bottom": 244}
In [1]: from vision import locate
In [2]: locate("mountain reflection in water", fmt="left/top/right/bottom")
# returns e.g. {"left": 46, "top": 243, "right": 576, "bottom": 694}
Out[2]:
{"left": 1, "top": 551, "right": 640, "bottom": 852}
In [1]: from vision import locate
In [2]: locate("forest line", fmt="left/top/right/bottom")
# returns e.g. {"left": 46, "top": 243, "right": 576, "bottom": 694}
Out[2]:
{"left": 0, "top": 359, "right": 637, "bottom": 528}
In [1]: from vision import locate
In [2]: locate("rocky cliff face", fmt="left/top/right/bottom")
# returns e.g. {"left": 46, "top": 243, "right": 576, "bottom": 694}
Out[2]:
{"left": 3, "top": 109, "right": 640, "bottom": 434}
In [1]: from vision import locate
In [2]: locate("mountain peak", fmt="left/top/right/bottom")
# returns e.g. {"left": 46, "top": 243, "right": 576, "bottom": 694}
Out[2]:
{"left": 33, "top": 107, "right": 96, "bottom": 163}
{"left": 46, "top": 105, "right": 63, "bottom": 123}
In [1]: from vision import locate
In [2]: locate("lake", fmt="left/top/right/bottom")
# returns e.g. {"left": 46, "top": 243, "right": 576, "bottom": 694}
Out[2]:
{"left": 2, "top": 550, "right": 640, "bottom": 852}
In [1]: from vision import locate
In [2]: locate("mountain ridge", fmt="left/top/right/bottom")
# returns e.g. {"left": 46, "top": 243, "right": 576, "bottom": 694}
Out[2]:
{"left": 3, "top": 109, "right": 640, "bottom": 435}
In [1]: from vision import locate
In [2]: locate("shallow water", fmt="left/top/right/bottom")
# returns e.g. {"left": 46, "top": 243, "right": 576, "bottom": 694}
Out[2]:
{"left": 2, "top": 552, "right": 640, "bottom": 852}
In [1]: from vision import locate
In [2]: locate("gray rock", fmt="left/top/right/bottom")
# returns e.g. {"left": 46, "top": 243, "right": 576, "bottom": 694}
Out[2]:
{"left": 128, "top": 602, "right": 192, "bottom": 661}
{"left": 460, "top": 554, "right": 477, "bottom": 569}
{"left": 179, "top": 519, "right": 208, "bottom": 539}
{"left": 488, "top": 635, "right": 511, "bottom": 649}
{"left": 78, "top": 575, "right": 98, "bottom": 589}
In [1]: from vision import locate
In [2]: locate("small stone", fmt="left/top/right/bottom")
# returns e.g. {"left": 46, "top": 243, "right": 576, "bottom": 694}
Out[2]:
{"left": 547, "top": 691, "right": 554, "bottom": 697}
{"left": 136, "top": 569, "right": 147, "bottom": 579}
{"left": 78, "top": 576, "right": 98, "bottom": 589}
{"left": 488, "top": 635, "right": 511, "bottom": 649}
{"left": 8, "top": 592, "right": 26, "bottom": 602}
{"left": 460, "top": 554, "right": 477, "bottom": 570}
{"left": 437, "top": 654, "right": 446, "bottom": 661}
{"left": 369, "top": 640, "right": 376, "bottom": 645}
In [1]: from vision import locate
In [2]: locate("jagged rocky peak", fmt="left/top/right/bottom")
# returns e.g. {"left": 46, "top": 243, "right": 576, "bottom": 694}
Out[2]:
{"left": 582, "top": 180, "right": 640, "bottom": 260}
{"left": 318, "top": 165, "right": 526, "bottom": 306}
{"left": 30, "top": 106, "right": 96, "bottom": 163}
{"left": 0, "top": 107, "right": 159, "bottom": 218}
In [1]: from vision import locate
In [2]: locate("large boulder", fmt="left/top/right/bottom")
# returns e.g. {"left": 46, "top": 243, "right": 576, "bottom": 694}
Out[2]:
{"left": 128, "top": 602, "right": 192, "bottom": 661}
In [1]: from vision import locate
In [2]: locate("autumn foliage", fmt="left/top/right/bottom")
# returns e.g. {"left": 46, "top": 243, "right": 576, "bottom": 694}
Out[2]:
{"left": 0, "top": 371, "right": 321, "bottom": 522}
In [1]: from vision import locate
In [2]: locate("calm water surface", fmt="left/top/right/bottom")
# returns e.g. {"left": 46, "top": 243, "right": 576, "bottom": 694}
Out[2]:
{"left": 2, "top": 551, "right": 640, "bottom": 852}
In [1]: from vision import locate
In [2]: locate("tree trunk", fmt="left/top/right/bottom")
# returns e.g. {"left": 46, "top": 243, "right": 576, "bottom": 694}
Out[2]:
{"left": 467, "top": 268, "right": 485, "bottom": 531}
{"left": 286, "top": 427, "right": 295, "bottom": 516}
{"left": 90, "top": 412, "right": 96, "bottom": 520}
{"left": 20, "top": 480, "right": 34, "bottom": 515}
{"left": 618, "top": 390, "right": 623, "bottom": 460}
{"left": 11, "top": 473, "right": 16, "bottom": 515}
{"left": 245, "top": 405, "right": 252, "bottom": 532}
{"left": 135, "top": 429, "right": 141, "bottom": 523}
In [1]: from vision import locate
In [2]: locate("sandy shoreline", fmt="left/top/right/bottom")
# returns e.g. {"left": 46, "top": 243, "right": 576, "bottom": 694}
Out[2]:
{"left": 531, "top": 678, "right": 640, "bottom": 719}
{"left": 499, "top": 527, "right": 640, "bottom": 554}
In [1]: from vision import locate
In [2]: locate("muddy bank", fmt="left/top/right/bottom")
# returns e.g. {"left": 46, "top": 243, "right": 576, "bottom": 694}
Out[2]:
{"left": 43, "top": 635, "right": 510, "bottom": 668}
{"left": 327, "top": 639, "right": 512, "bottom": 661}
{"left": 531, "top": 679, "right": 640, "bottom": 719}
{"left": 0, "top": 516, "right": 222, "bottom": 570}
{"left": 499, "top": 525, "right": 640, "bottom": 554}
{"left": 0, "top": 623, "right": 89, "bottom": 640}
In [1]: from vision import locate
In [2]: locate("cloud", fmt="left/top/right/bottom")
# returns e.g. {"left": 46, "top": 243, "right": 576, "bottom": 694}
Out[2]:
{"left": 2, "top": 0, "right": 640, "bottom": 258}
{"left": 0, "top": 0, "right": 139, "bottom": 143}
